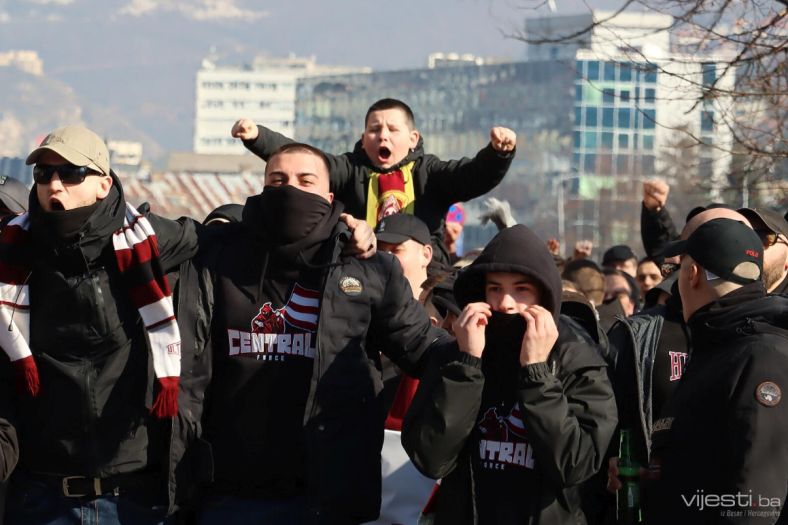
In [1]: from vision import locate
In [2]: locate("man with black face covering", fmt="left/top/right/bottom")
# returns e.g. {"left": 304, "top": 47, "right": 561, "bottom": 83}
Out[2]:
{"left": 188, "top": 143, "right": 455, "bottom": 525}
{"left": 402, "top": 224, "right": 617, "bottom": 525}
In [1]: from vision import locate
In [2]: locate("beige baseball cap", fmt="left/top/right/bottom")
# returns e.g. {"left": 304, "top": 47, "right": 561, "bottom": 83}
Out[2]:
{"left": 26, "top": 125, "right": 110, "bottom": 176}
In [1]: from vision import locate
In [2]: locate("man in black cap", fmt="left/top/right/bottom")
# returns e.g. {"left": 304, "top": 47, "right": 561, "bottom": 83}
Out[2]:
{"left": 374, "top": 213, "right": 433, "bottom": 300}
{"left": 644, "top": 217, "right": 788, "bottom": 523}
{"left": 737, "top": 207, "right": 788, "bottom": 294}
{"left": 605, "top": 207, "right": 752, "bottom": 512}
{"left": 602, "top": 245, "right": 638, "bottom": 278}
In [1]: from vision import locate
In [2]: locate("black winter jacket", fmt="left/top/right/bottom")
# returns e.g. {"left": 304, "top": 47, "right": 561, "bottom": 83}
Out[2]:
{"left": 640, "top": 203, "right": 679, "bottom": 259}
{"left": 645, "top": 286, "right": 788, "bottom": 524}
{"left": 243, "top": 125, "right": 513, "bottom": 264}
{"left": 179, "top": 199, "right": 455, "bottom": 523}
{"left": 402, "top": 225, "right": 618, "bottom": 525}
{"left": 0, "top": 175, "right": 200, "bottom": 513}
{"left": 606, "top": 294, "right": 690, "bottom": 467}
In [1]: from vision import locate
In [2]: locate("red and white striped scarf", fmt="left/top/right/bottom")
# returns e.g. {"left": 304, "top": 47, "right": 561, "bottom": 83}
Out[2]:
{"left": 0, "top": 203, "right": 181, "bottom": 418}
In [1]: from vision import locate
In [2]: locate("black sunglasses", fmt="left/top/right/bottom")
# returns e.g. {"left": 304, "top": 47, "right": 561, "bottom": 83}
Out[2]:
{"left": 754, "top": 229, "right": 785, "bottom": 248}
{"left": 33, "top": 164, "right": 101, "bottom": 185}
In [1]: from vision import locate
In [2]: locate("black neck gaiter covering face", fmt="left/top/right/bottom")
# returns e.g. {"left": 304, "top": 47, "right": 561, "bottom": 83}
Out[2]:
{"left": 484, "top": 312, "right": 527, "bottom": 362}
{"left": 482, "top": 312, "right": 527, "bottom": 402}
{"left": 253, "top": 185, "right": 332, "bottom": 246}
{"left": 39, "top": 200, "right": 102, "bottom": 240}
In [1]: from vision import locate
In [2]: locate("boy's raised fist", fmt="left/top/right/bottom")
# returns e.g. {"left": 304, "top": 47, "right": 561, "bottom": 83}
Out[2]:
{"left": 231, "top": 118, "right": 259, "bottom": 141}
{"left": 490, "top": 127, "right": 517, "bottom": 153}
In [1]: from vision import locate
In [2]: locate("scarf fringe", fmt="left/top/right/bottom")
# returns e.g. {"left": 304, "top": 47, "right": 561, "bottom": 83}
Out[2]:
{"left": 12, "top": 355, "right": 40, "bottom": 398}
{"left": 151, "top": 376, "right": 179, "bottom": 419}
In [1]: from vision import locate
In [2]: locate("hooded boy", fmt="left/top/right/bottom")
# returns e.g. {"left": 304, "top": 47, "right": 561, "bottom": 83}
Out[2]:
{"left": 402, "top": 224, "right": 617, "bottom": 525}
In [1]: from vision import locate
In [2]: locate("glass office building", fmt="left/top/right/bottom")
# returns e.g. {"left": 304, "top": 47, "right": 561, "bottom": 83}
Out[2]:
{"left": 295, "top": 48, "right": 732, "bottom": 251}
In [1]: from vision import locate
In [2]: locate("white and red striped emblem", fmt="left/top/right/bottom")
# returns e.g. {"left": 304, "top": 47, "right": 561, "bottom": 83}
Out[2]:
{"left": 283, "top": 284, "right": 320, "bottom": 331}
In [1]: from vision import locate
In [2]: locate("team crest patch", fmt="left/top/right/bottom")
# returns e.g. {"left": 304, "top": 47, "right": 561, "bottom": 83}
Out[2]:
{"left": 339, "top": 276, "right": 363, "bottom": 296}
{"left": 756, "top": 382, "right": 781, "bottom": 407}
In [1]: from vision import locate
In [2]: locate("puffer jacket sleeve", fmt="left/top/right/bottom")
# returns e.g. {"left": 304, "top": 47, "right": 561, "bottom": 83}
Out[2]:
{"left": 422, "top": 144, "right": 514, "bottom": 206}
{"left": 517, "top": 334, "right": 618, "bottom": 488}
{"left": 146, "top": 214, "right": 201, "bottom": 273}
{"left": 721, "top": 339, "right": 788, "bottom": 514}
{"left": 369, "top": 254, "right": 454, "bottom": 377}
{"left": 243, "top": 125, "right": 357, "bottom": 195}
{"left": 640, "top": 202, "right": 679, "bottom": 258}
{"left": 401, "top": 346, "right": 484, "bottom": 479}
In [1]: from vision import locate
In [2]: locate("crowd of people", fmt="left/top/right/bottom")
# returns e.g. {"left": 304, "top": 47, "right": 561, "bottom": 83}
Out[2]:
{"left": 0, "top": 97, "right": 785, "bottom": 525}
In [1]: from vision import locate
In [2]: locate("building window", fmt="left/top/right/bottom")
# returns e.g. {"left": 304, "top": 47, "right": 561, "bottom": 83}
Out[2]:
{"left": 643, "top": 109, "right": 656, "bottom": 129}
{"left": 618, "top": 134, "right": 629, "bottom": 150}
{"left": 587, "top": 61, "right": 600, "bottom": 81}
{"left": 604, "top": 62, "right": 616, "bottom": 81}
{"left": 620, "top": 63, "right": 632, "bottom": 82}
{"left": 644, "top": 64, "right": 657, "bottom": 83}
{"left": 586, "top": 107, "right": 598, "bottom": 127}
{"left": 616, "top": 154, "right": 630, "bottom": 173}
{"left": 645, "top": 88, "right": 656, "bottom": 103}
{"left": 643, "top": 155, "right": 656, "bottom": 174}
{"left": 585, "top": 131, "right": 598, "bottom": 150}
{"left": 575, "top": 106, "right": 582, "bottom": 125}
{"left": 575, "top": 60, "right": 584, "bottom": 79}
{"left": 601, "top": 132, "right": 614, "bottom": 149}
{"left": 584, "top": 154, "right": 596, "bottom": 172}
{"left": 603, "top": 108, "right": 614, "bottom": 128}
{"left": 618, "top": 108, "right": 631, "bottom": 128}
{"left": 643, "top": 135, "right": 654, "bottom": 150}
{"left": 620, "top": 89, "right": 630, "bottom": 102}
{"left": 702, "top": 63, "right": 716, "bottom": 86}
{"left": 575, "top": 85, "right": 583, "bottom": 101}
{"left": 573, "top": 131, "right": 581, "bottom": 148}
{"left": 701, "top": 110, "right": 714, "bottom": 131}
{"left": 603, "top": 88, "right": 615, "bottom": 104}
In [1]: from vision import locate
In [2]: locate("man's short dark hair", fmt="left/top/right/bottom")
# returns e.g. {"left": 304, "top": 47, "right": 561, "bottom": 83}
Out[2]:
{"left": 267, "top": 142, "right": 331, "bottom": 176}
{"left": 563, "top": 260, "right": 605, "bottom": 305}
{"left": 365, "top": 98, "right": 416, "bottom": 129}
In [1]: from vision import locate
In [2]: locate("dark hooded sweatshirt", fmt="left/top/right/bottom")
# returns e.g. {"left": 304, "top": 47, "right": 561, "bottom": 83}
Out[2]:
{"left": 402, "top": 225, "right": 618, "bottom": 525}
{"left": 242, "top": 125, "right": 514, "bottom": 265}
{"left": 204, "top": 190, "right": 344, "bottom": 497}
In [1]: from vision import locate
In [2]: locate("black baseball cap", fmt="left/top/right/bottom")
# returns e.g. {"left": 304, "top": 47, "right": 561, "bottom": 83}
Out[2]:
{"left": 737, "top": 207, "right": 788, "bottom": 238}
{"left": 0, "top": 175, "right": 29, "bottom": 214}
{"left": 374, "top": 213, "right": 431, "bottom": 246}
{"left": 661, "top": 218, "right": 763, "bottom": 285}
{"left": 602, "top": 245, "right": 637, "bottom": 266}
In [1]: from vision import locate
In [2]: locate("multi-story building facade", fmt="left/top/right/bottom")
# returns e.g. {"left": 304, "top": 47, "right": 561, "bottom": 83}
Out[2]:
{"left": 294, "top": 12, "right": 734, "bottom": 253}
{"left": 194, "top": 55, "right": 368, "bottom": 154}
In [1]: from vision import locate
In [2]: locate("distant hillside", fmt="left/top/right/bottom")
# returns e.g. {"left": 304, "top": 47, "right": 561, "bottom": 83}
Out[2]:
{"left": 0, "top": 66, "right": 166, "bottom": 161}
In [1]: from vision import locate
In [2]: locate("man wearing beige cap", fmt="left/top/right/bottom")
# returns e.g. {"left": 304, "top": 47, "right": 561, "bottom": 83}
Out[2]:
{"left": 0, "top": 125, "right": 203, "bottom": 524}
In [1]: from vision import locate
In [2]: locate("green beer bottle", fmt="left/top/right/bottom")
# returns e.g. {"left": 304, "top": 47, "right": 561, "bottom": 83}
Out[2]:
{"left": 617, "top": 428, "right": 642, "bottom": 524}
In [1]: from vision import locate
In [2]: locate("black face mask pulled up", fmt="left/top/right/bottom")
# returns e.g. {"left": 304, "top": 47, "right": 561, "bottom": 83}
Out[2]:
{"left": 482, "top": 311, "right": 528, "bottom": 396}
{"left": 247, "top": 185, "right": 332, "bottom": 246}
{"left": 37, "top": 200, "right": 102, "bottom": 240}
{"left": 484, "top": 312, "right": 526, "bottom": 363}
